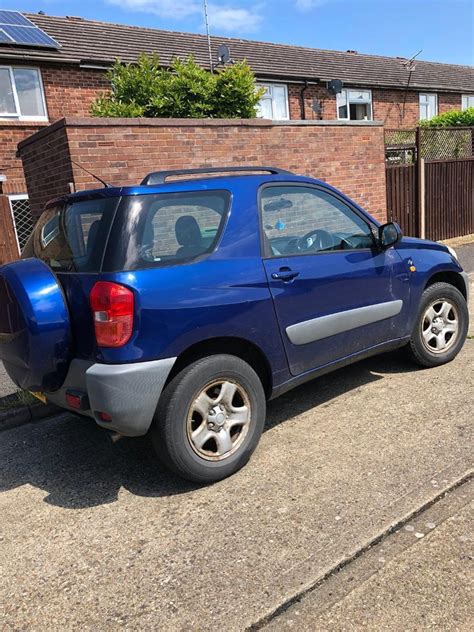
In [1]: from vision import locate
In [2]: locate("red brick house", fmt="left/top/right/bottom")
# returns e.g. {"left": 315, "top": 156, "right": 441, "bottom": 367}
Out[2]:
{"left": 1, "top": 10, "right": 473, "bottom": 249}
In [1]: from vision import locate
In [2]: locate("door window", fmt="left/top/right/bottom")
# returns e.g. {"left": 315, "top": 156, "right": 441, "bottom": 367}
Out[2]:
{"left": 260, "top": 186, "right": 375, "bottom": 257}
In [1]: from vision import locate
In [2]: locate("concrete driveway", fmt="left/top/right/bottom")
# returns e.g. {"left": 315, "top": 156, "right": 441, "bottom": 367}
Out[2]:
{"left": 1, "top": 338, "right": 473, "bottom": 630}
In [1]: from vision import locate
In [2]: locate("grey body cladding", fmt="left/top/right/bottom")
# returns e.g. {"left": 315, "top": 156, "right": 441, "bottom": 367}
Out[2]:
{"left": 286, "top": 300, "right": 404, "bottom": 346}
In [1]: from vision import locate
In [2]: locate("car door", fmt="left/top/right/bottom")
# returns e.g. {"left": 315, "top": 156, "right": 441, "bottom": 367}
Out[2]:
{"left": 260, "top": 183, "right": 410, "bottom": 376}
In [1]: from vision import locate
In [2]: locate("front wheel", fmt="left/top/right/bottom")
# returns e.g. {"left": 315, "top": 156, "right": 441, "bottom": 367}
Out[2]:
{"left": 406, "top": 282, "right": 469, "bottom": 368}
{"left": 150, "top": 354, "right": 266, "bottom": 483}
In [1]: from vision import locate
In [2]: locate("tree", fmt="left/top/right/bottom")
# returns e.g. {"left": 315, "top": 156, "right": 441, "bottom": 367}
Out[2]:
{"left": 419, "top": 107, "right": 474, "bottom": 127}
{"left": 91, "top": 54, "right": 264, "bottom": 119}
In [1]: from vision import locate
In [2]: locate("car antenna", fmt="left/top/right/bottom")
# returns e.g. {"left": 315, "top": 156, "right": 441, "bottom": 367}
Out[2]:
{"left": 71, "top": 159, "right": 112, "bottom": 188}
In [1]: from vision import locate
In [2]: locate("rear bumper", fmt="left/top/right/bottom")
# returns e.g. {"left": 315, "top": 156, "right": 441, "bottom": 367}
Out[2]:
{"left": 46, "top": 357, "right": 176, "bottom": 436}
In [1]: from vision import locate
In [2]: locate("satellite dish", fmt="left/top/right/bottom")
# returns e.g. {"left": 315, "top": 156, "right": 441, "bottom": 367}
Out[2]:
{"left": 218, "top": 43, "right": 231, "bottom": 64}
{"left": 327, "top": 79, "right": 343, "bottom": 95}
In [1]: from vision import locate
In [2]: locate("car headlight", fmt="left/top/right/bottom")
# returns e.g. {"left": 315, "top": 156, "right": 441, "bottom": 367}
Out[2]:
{"left": 446, "top": 245, "right": 458, "bottom": 261}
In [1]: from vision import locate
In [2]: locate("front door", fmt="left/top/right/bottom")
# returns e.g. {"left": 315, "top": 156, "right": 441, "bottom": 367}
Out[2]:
{"left": 260, "top": 184, "right": 410, "bottom": 376}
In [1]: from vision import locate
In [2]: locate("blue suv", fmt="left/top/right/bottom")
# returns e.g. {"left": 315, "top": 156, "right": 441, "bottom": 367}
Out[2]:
{"left": 0, "top": 167, "right": 469, "bottom": 482}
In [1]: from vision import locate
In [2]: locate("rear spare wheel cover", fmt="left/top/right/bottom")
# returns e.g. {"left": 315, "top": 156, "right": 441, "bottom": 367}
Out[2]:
{"left": 0, "top": 258, "right": 72, "bottom": 392}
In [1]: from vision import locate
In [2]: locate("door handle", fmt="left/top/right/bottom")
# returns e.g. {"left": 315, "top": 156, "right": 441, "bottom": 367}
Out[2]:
{"left": 271, "top": 268, "right": 300, "bottom": 282}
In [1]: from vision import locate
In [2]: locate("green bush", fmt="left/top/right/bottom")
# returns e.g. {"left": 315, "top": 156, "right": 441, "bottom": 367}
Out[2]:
{"left": 420, "top": 107, "right": 474, "bottom": 127}
{"left": 91, "top": 54, "right": 264, "bottom": 119}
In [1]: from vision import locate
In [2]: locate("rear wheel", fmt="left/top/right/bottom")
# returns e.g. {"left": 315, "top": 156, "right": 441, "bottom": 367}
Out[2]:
{"left": 406, "top": 282, "right": 468, "bottom": 368}
{"left": 150, "top": 354, "right": 266, "bottom": 483}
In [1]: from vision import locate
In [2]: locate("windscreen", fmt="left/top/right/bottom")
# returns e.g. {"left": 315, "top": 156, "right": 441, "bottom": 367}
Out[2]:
{"left": 102, "top": 190, "right": 230, "bottom": 272}
{"left": 22, "top": 197, "right": 119, "bottom": 272}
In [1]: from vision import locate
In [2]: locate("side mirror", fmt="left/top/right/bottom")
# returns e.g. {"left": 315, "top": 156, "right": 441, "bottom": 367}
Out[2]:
{"left": 378, "top": 222, "right": 402, "bottom": 249}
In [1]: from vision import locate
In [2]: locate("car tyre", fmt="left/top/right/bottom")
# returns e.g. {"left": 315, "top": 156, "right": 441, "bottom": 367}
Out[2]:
{"left": 150, "top": 354, "right": 266, "bottom": 483}
{"left": 406, "top": 281, "right": 468, "bottom": 368}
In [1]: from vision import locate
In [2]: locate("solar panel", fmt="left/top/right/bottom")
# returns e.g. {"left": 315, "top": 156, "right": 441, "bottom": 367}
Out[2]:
{"left": 0, "top": 10, "right": 32, "bottom": 27}
{"left": 0, "top": 29, "right": 14, "bottom": 43}
{"left": 0, "top": 11, "right": 60, "bottom": 49}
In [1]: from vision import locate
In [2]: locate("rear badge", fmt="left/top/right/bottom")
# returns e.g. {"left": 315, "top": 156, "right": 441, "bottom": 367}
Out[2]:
{"left": 30, "top": 391, "right": 47, "bottom": 404}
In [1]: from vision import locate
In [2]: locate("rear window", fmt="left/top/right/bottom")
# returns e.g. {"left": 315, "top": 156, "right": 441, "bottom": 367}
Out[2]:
{"left": 23, "top": 197, "right": 118, "bottom": 272}
{"left": 102, "top": 190, "right": 230, "bottom": 272}
{"left": 23, "top": 190, "right": 230, "bottom": 273}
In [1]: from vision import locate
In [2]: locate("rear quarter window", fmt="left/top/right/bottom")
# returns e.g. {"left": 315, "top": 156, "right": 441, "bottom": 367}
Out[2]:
{"left": 23, "top": 198, "right": 118, "bottom": 272}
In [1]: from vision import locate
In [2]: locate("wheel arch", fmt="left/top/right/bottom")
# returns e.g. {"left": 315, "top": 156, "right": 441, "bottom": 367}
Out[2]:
{"left": 424, "top": 270, "right": 467, "bottom": 300}
{"left": 167, "top": 336, "right": 273, "bottom": 398}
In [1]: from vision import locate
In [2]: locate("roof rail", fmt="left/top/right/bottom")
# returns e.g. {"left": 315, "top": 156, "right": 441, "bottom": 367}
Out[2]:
{"left": 141, "top": 166, "right": 293, "bottom": 185}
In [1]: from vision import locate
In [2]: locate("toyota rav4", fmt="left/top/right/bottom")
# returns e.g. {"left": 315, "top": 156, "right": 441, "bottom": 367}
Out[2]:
{"left": 0, "top": 167, "right": 469, "bottom": 483}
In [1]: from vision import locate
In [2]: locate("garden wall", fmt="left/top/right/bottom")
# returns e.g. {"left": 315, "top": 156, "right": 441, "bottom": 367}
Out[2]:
{"left": 18, "top": 117, "right": 387, "bottom": 222}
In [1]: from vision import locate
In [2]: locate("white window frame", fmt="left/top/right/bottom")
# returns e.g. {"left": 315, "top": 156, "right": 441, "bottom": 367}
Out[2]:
{"left": 256, "top": 82, "right": 289, "bottom": 120}
{"left": 419, "top": 93, "right": 438, "bottom": 120}
{"left": 336, "top": 88, "right": 373, "bottom": 121}
{"left": 462, "top": 95, "right": 474, "bottom": 110}
{"left": 0, "top": 65, "right": 48, "bottom": 122}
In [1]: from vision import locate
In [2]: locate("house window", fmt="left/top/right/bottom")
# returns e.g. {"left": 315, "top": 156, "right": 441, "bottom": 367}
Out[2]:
{"left": 337, "top": 89, "right": 373, "bottom": 121}
{"left": 419, "top": 93, "right": 438, "bottom": 120}
{"left": 462, "top": 95, "right": 474, "bottom": 110}
{"left": 0, "top": 66, "right": 47, "bottom": 121}
{"left": 256, "top": 83, "right": 289, "bottom": 120}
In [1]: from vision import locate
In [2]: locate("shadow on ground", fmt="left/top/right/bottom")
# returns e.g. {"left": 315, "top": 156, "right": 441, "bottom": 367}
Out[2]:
{"left": 0, "top": 350, "right": 419, "bottom": 509}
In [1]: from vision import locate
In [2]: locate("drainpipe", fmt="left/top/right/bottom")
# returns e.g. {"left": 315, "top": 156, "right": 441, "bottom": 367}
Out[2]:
{"left": 300, "top": 80, "right": 310, "bottom": 120}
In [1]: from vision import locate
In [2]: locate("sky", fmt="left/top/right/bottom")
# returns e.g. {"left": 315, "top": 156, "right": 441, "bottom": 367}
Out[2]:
{"left": 5, "top": 0, "right": 474, "bottom": 66}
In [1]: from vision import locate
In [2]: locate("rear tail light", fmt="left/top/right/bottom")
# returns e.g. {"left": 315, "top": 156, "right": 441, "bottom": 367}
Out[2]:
{"left": 90, "top": 281, "right": 134, "bottom": 347}
{"left": 97, "top": 411, "right": 112, "bottom": 422}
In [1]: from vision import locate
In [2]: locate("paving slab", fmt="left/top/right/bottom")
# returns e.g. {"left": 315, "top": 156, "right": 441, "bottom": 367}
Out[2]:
{"left": 0, "top": 342, "right": 473, "bottom": 630}
{"left": 0, "top": 363, "right": 16, "bottom": 398}
{"left": 266, "top": 481, "right": 473, "bottom": 631}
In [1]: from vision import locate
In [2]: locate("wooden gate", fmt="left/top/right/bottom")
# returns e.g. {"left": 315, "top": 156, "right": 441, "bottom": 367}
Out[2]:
{"left": 425, "top": 158, "right": 474, "bottom": 240}
{"left": 385, "top": 128, "right": 474, "bottom": 241}
{"left": 385, "top": 164, "right": 419, "bottom": 236}
{"left": 0, "top": 195, "right": 20, "bottom": 266}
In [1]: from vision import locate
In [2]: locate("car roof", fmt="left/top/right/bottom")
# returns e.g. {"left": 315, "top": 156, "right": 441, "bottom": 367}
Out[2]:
{"left": 61, "top": 173, "right": 329, "bottom": 202}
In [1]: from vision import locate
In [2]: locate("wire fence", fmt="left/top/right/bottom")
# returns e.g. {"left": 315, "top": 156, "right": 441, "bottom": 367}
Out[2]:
{"left": 385, "top": 127, "right": 474, "bottom": 164}
{"left": 9, "top": 196, "right": 34, "bottom": 251}
{"left": 419, "top": 127, "right": 473, "bottom": 161}
{"left": 384, "top": 129, "right": 417, "bottom": 165}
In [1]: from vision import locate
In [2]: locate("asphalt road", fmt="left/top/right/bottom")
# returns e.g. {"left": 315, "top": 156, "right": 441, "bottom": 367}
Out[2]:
{"left": 456, "top": 242, "right": 474, "bottom": 273}
{"left": 1, "top": 341, "right": 473, "bottom": 630}
{"left": 265, "top": 479, "right": 473, "bottom": 631}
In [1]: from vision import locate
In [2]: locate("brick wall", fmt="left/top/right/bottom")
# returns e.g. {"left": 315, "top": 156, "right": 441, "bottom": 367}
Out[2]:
{"left": 286, "top": 83, "right": 463, "bottom": 128}
{"left": 18, "top": 118, "right": 388, "bottom": 223}
{"left": 0, "top": 122, "right": 49, "bottom": 194}
{"left": 18, "top": 122, "right": 74, "bottom": 212}
{"left": 287, "top": 84, "right": 337, "bottom": 121}
{"left": 40, "top": 64, "right": 110, "bottom": 119}
{"left": 0, "top": 63, "right": 108, "bottom": 196}
{"left": 1, "top": 59, "right": 464, "bottom": 196}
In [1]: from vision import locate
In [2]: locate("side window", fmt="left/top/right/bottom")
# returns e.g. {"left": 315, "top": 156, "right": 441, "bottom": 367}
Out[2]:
{"left": 149, "top": 204, "right": 221, "bottom": 259}
{"left": 134, "top": 191, "right": 230, "bottom": 266}
{"left": 261, "top": 186, "right": 374, "bottom": 257}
